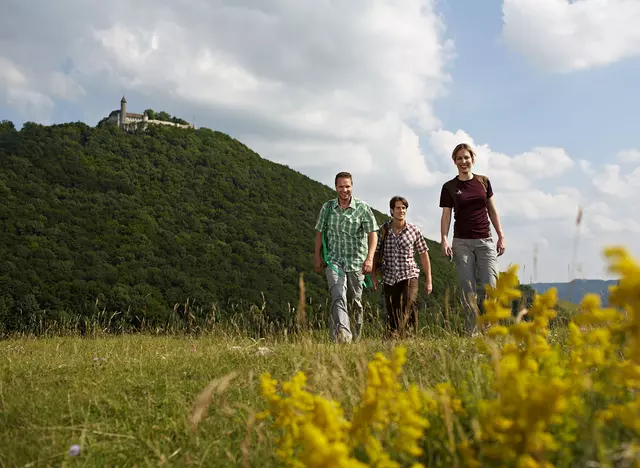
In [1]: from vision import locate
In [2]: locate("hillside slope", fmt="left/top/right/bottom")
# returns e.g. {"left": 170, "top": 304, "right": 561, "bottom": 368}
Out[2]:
{"left": 530, "top": 279, "right": 617, "bottom": 306}
{"left": 0, "top": 120, "right": 457, "bottom": 331}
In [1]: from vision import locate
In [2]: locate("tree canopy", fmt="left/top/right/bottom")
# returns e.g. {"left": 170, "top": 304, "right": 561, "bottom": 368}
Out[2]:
{"left": 144, "top": 109, "right": 190, "bottom": 126}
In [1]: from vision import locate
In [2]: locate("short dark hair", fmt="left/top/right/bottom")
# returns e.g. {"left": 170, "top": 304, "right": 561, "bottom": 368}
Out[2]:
{"left": 334, "top": 171, "right": 352, "bottom": 185}
{"left": 389, "top": 196, "right": 408, "bottom": 211}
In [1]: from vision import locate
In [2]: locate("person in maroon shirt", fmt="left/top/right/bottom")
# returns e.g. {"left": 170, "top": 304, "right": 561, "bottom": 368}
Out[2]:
{"left": 439, "top": 143, "right": 506, "bottom": 335}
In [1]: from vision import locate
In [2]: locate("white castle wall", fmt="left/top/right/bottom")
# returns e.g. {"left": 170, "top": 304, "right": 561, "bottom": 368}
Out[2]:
{"left": 106, "top": 98, "right": 195, "bottom": 130}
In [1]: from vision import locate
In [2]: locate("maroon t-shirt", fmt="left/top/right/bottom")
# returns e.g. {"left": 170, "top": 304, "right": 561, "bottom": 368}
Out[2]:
{"left": 439, "top": 175, "right": 493, "bottom": 239}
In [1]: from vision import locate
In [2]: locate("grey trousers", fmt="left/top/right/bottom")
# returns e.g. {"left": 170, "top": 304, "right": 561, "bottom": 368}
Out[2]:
{"left": 325, "top": 265, "right": 364, "bottom": 343}
{"left": 452, "top": 237, "right": 499, "bottom": 333}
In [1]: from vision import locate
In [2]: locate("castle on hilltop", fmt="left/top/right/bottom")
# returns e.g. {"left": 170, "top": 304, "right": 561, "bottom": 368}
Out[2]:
{"left": 107, "top": 96, "right": 196, "bottom": 130}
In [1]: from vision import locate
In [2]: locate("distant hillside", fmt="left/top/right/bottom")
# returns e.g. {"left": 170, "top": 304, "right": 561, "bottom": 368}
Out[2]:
{"left": 0, "top": 119, "right": 457, "bottom": 332}
{"left": 530, "top": 279, "right": 617, "bottom": 306}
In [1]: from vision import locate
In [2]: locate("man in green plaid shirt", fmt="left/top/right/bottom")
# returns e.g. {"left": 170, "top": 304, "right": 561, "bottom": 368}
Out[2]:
{"left": 314, "top": 171, "right": 378, "bottom": 343}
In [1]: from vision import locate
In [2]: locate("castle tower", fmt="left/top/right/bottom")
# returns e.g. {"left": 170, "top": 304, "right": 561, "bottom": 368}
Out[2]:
{"left": 120, "top": 96, "right": 127, "bottom": 128}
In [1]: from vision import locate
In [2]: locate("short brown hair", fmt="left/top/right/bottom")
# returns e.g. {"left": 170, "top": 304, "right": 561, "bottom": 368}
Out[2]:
{"left": 389, "top": 196, "right": 408, "bottom": 211}
{"left": 334, "top": 171, "right": 352, "bottom": 185}
{"left": 452, "top": 143, "right": 475, "bottom": 161}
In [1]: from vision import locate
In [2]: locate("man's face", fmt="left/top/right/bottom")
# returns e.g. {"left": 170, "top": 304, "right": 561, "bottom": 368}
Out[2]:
{"left": 335, "top": 177, "right": 352, "bottom": 202}
{"left": 391, "top": 201, "right": 407, "bottom": 221}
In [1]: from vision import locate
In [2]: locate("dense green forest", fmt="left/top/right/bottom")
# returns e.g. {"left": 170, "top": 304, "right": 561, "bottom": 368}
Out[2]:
{"left": 0, "top": 119, "right": 459, "bottom": 333}
{"left": 143, "top": 109, "right": 190, "bottom": 126}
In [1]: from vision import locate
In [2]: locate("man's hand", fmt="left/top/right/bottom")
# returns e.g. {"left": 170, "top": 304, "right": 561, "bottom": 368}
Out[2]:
{"left": 370, "top": 275, "right": 379, "bottom": 291}
{"left": 314, "top": 256, "right": 324, "bottom": 273}
{"left": 424, "top": 281, "right": 433, "bottom": 295}
{"left": 441, "top": 240, "right": 452, "bottom": 258}
{"left": 362, "top": 257, "right": 373, "bottom": 274}
{"left": 496, "top": 236, "right": 506, "bottom": 257}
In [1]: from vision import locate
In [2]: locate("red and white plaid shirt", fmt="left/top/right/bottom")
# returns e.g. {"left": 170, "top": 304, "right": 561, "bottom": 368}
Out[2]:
{"left": 376, "top": 221, "right": 429, "bottom": 286}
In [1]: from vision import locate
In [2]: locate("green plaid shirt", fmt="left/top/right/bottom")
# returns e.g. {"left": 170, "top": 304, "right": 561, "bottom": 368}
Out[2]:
{"left": 315, "top": 197, "right": 378, "bottom": 272}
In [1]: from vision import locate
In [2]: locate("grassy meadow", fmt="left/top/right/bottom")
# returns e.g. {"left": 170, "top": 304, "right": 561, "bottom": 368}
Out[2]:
{"left": 1, "top": 330, "right": 486, "bottom": 467}
{"left": 2, "top": 246, "right": 639, "bottom": 468}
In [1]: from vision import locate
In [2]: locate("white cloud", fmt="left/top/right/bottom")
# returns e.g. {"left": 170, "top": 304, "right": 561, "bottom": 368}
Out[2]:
{"left": 502, "top": 0, "right": 640, "bottom": 73}
{"left": 396, "top": 123, "right": 446, "bottom": 187}
{"left": 617, "top": 148, "right": 640, "bottom": 164}
{"left": 0, "top": 56, "right": 85, "bottom": 122}
{"left": 589, "top": 214, "right": 640, "bottom": 235}
{"left": 510, "top": 147, "right": 574, "bottom": 178}
{"left": 0, "top": 57, "right": 55, "bottom": 120}
{"left": 75, "top": 0, "right": 454, "bottom": 141}
{"left": 591, "top": 164, "right": 640, "bottom": 198}
{"left": 49, "top": 72, "right": 86, "bottom": 101}
{"left": 584, "top": 201, "right": 612, "bottom": 217}
{"left": 243, "top": 138, "right": 375, "bottom": 175}
{"left": 499, "top": 189, "right": 580, "bottom": 221}
{"left": 557, "top": 186, "right": 582, "bottom": 200}
{"left": 579, "top": 159, "right": 596, "bottom": 176}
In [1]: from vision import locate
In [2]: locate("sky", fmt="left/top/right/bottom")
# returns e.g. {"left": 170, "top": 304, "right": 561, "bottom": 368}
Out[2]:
{"left": 1, "top": 0, "right": 639, "bottom": 284}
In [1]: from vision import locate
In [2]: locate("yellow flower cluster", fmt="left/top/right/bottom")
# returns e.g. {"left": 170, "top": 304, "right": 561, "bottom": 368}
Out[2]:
{"left": 473, "top": 265, "right": 572, "bottom": 468}
{"left": 258, "top": 346, "right": 432, "bottom": 467}
{"left": 567, "top": 247, "right": 640, "bottom": 447}
{"left": 256, "top": 246, "right": 640, "bottom": 467}
{"left": 258, "top": 371, "right": 359, "bottom": 467}
{"left": 349, "top": 346, "right": 431, "bottom": 466}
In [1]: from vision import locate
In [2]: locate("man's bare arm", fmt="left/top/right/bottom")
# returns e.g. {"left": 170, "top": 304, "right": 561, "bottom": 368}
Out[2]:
{"left": 367, "top": 231, "right": 378, "bottom": 261}
{"left": 419, "top": 251, "right": 432, "bottom": 283}
{"left": 420, "top": 251, "right": 433, "bottom": 294}
{"left": 315, "top": 231, "right": 323, "bottom": 257}
{"left": 314, "top": 231, "right": 324, "bottom": 273}
{"left": 361, "top": 231, "right": 378, "bottom": 274}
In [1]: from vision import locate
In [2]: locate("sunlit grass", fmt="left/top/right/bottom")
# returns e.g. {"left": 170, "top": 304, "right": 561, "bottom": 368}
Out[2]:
{"left": 1, "top": 332, "right": 483, "bottom": 467}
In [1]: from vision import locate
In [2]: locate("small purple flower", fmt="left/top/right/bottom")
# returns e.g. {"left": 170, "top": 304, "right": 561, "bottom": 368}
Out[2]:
{"left": 69, "top": 444, "right": 81, "bottom": 456}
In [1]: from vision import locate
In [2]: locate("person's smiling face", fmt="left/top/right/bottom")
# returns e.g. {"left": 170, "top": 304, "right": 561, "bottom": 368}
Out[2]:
{"left": 454, "top": 148, "right": 474, "bottom": 175}
{"left": 335, "top": 177, "right": 352, "bottom": 203}
{"left": 391, "top": 200, "right": 407, "bottom": 222}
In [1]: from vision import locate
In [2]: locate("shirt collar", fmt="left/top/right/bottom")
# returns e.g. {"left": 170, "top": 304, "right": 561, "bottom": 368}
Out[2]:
{"left": 334, "top": 196, "right": 354, "bottom": 210}
{"left": 389, "top": 221, "right": 408, "bottom": 235}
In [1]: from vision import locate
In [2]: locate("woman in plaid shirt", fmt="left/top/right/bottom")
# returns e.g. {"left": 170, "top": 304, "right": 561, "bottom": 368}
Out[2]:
{"left": 372, "top": 196, "right": 433, "bottom": 337}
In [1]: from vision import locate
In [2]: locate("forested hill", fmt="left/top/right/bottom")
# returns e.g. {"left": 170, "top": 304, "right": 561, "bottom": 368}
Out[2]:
{"left": 0, "top": 119, "right": 457, "bottom": 332}
{"left": 531, "top": 279, "right": 617, "bottom": 306}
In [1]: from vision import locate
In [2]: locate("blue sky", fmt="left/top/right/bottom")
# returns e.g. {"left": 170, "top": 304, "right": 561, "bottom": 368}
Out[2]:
{"left": 1, "top": 0, "right": 639, "bottom": 283}
{"left": 438, "top": 0, "right": 640, "bottom": 159}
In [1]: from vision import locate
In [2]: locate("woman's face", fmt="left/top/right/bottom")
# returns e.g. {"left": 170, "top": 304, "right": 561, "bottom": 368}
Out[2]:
{"left": 454, "top": 149, "right": 474, "bottom": 174}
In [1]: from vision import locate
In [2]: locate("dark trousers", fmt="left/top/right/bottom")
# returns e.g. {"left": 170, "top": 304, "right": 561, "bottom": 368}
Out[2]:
{"left": 384, "top": 277, "right": 419, "bottom": 336}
